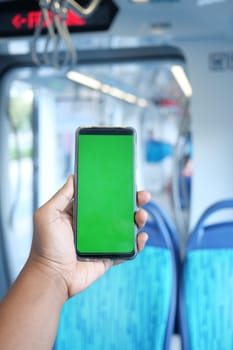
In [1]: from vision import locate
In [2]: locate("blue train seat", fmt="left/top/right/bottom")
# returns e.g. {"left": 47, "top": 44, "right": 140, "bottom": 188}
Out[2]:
{"left": 141, "top": 201, "right": 180, "bottom": 266}
{"left": 179, "top": 199, "right": 233, "bottom": 350}
{"left": 53, "top": 201, "right": 177, "bottom": 350}
{"left": 141, "top": 201, "right": 180, "bottom": 335}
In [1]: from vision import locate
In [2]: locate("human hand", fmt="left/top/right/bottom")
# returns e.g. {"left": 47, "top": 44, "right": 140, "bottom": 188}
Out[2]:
{"left": 30, "top": 175, "right": 150, "bottom": 300}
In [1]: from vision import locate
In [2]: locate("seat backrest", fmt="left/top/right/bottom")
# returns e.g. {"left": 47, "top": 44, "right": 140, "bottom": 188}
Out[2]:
{"left": 141, "top": 201, "right": 180, "bottom": 335}
{"left": 142, "top": 201, "right": 180, "bottom": 264}
{"left": 53, "top": 202, "right": 177, "bottom": 350}
{"left": 180, "top": 199, "right": 233, "bottom": 350}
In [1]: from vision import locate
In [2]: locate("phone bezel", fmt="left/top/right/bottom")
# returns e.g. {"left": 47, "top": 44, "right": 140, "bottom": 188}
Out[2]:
{"left": 74, "top": 126, "right": 137, "bottom": 260}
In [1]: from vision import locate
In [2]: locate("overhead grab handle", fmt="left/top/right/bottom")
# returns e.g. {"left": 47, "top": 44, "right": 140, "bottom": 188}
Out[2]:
{"left": 31, "top": 0, "right": 101, "bottom": 68}
{"left": 31, "top": 0, "right": 59, "bottom": 66}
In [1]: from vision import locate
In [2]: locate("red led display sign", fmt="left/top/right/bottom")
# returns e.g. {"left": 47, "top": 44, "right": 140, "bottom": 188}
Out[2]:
{"left": 0, "top": 0, "right": 118, "bottom": 37}
{"left": 11, "top": 10, "right": 86, "bottom": 30}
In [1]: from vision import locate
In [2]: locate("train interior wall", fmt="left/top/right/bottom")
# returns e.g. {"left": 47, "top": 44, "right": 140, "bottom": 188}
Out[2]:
{"left": 180, "top": 38, "right": 233, "bottom": 229}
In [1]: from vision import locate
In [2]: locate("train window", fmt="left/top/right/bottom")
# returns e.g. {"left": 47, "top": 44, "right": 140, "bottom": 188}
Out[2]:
{"left": 2, "top": 79, "right": 34, "bottom": 280}
{"left": 2, "top": 53, "right": 191, "bottom": 281}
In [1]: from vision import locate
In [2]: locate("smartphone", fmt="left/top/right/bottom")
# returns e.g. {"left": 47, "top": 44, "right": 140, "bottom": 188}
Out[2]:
{"left": 74, "top": 126, "right": 137, "bottom": 260}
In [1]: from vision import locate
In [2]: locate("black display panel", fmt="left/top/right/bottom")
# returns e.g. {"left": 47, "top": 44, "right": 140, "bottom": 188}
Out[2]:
{"left": 0, "top": 0, "right": 118, "bottom": 38}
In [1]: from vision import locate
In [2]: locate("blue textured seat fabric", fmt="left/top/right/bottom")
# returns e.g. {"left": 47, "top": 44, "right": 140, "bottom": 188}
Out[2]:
{"left": 183, "top": 249, "right": 233, "bottom": 350}
{"left": 180, "top": 199, "right": 233, "bottom": 350}
{"left": 53, "top": 246, "right": 172, "bottom": 350}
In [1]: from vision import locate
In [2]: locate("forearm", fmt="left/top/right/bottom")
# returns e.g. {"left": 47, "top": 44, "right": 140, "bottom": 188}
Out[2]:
{"left": 0, "top": 258, "right": 67, "bottom": 350}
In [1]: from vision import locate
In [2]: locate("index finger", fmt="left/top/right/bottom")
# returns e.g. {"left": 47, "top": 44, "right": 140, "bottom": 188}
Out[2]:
{"left": 136, "top": 190, "right": 151, "bottom": 207}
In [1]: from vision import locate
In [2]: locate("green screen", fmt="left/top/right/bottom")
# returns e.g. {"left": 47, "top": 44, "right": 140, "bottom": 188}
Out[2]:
{"left": 76, "top": 132, "right": 135, "bottom": 255}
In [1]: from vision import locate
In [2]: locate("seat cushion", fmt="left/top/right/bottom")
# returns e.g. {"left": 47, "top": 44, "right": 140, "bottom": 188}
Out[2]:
{"left": 183, "top": 249, "right": 233, "bottom": 350}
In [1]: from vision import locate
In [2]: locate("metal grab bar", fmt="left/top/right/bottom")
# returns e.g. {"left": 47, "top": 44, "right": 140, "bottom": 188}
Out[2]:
{"left": 67, "top": 0, "right": 101, "bottom": 17}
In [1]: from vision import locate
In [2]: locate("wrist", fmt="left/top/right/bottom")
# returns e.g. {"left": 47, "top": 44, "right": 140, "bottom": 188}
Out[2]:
{"left": 26, "top": 252, "right": 69, "bottom": 304}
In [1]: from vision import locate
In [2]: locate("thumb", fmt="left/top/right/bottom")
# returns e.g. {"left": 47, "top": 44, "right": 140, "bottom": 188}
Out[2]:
{"left": 48, "top": 175, "right": 74, "bottom": 211}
